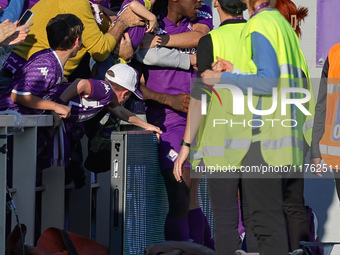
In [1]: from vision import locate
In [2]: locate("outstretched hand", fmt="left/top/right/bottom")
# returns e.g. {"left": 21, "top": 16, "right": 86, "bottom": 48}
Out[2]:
{"left": 144, "top": 123, "right": 162, "bottom": 142}
{"left": 54, "top": 103, "right": 71, "bottom": 119}
{"left": 119, "top": 6, "right": 146, "bottom": 28}
{"left": 212, "top": 56, "right": 233, "bottom": 72}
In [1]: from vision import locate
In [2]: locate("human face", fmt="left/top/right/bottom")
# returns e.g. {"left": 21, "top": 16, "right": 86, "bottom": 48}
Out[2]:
{"left": 178, "top": 0, "right": 203, "bottom": 21}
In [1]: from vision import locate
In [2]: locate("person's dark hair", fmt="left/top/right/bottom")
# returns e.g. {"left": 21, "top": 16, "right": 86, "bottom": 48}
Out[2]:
{"left": 152, "top": 0, "right": 168, "bottom": 17}
{"left": 46, "top": 14, "right": 84, "bottom": 50}
{"left": 221, "top": 2, "right": 247, "bottom": 16}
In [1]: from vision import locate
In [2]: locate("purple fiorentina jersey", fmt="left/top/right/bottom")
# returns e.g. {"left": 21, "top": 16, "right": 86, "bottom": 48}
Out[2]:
{"left": 115, "top": 0, "right": 147, "bottom": 51}
{"left": 145, "top": 3, "right": 212, "bottom": 114}
{"left": 57, "top": 79, "right": 114, "bottom": 122}
{"left": 0, "top": 49, "right": 63, "bottom": 114}
{"left": 144, "top": 4, "right": 212, "bottom": 170}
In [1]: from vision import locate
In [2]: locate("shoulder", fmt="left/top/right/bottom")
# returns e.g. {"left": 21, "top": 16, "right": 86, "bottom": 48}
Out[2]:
{"left": 193, "top": 3, "right": 213, "bottom": 30}
{"left": 197, "top": 3, "right": 213, "bottom": 19}
{"left": 26, "top": 50, "right": 59, "bottom": 69}
{"left": 60, "top": 0, "right": 93, "bottom": 15}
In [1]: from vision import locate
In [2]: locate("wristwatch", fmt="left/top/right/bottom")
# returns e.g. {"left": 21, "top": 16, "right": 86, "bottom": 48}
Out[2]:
{"left": 180, "top": 139, "right": 191, "bottom": 148}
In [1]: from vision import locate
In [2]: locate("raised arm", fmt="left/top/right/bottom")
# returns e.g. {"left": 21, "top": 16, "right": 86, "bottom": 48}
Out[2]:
{"left": 158, "top": 22, "right": 211, "bottom": 48}
{"left": 129, "top": 0, "right": 158, "bottom": 33}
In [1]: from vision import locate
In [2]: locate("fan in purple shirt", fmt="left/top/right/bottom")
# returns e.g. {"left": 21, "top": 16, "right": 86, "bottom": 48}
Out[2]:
{"left": 0, "top": 14, "right": 83, "bottom": 118}
{"left": 0, "top": 48, "right": 64, "bottom": 114}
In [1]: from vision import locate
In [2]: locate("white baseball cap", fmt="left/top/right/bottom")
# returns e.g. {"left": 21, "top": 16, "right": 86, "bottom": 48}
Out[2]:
{"left": 105, "top": 63, "right": 143, "bottom": 99}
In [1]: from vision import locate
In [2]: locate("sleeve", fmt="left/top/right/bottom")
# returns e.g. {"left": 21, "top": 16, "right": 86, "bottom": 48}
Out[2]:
{"left": 11, "top": 60, "right": 57, "bottom": 96}
{"left": 311, "top": 57, "right": 329, "bottom": 159}
{"left": 0, "top": 0, "right": 24, "bottom": 22}
{"left": 65, "top": 0, "right": 117, "bottom": 62}
{"left": 135, "top": 47, "right": 191, "bottom": 69}
{"left": 193, "top": 3, "right": 213, "bottom": 30}
{"left": 197, "top": 34, "right": 213, "bottom": 78}
{"left": 220, "top": 32, "right": 279, "bottom": 94}
{"left": 86, "top": 79, "right": 114, "bottom": 103}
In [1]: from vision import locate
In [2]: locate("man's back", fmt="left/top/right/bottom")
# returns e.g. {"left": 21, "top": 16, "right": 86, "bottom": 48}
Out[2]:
{"left": 10, "top": 0, "right": 114, "bottom": 77}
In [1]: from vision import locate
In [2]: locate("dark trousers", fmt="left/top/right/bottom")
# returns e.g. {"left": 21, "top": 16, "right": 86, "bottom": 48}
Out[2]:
{"left": 207, "top": 175, "right": 258, "bottom": 255}
{"left": 283, "top": 176, "right": 309, "bottom": 251}
{"left": 242, "top": 141, "right": 289, "bottom": 255}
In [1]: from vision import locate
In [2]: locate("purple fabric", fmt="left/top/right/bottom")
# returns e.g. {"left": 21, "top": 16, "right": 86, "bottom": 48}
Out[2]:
{"left": 3, "top": 52, "right": 27, "bottom": 74}
{"left": 99, "top": 0, "right": 110, "bottom": 8}
{"left": 146, "top": 110, "right": 188, "bottom": 170}
{"left": 203, "top": 214, "right": 215, "bottom": 250}
{"left": 0, "top": 49, "right": 63, "bottom": 114}
{"left": 193, "top": 3, "right": 213, "bottom": 31}
{"left": 0, "top": 0, "right": 38, "bottom": 16}
{"left": 144, "top": 4, "right": 212, "bottom": 171}
{"left": 164, "top": 214, "right": 189, "bottom": 241}
{"left": 56, "top": 79, "right": 114, "bottom": 122}
{"left": 238, "top": 199, "right": 245, "bottom": 236}
{"left": 316, "top": 0, "right": 340, "bottom": 66}
{"left": 115, "top": 0, "right": 146, "bottom": 51}
{"left": 20, "top": 0, "right": 39, "bottom": 15}
{"left": 188, "top": 208, "right": 205, "bottom": 245}
{"left": 0, "top": 0, "right": 40, "bottom": 17}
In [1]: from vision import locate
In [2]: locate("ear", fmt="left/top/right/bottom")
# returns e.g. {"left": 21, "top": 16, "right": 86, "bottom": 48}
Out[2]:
{"left": 74, "top": 37, "right": 82, "bottom": 48}
{"left": 122, "top": 90, "right": 131, "bottom": 100}
{"left": 214, "top": 0, "right": 219, "bottom": 8}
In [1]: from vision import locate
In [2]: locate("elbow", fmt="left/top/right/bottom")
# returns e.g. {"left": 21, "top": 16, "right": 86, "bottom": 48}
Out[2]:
{"left": 10, "top": 93, "right": 19, "bottom": 103}
{"left": 91, "top": 51, "right": 112, "bottom": 62}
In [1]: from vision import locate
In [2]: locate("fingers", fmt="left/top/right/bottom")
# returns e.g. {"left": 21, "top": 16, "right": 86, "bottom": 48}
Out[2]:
{"left": 216, "top": 56, "right": 228, "bottom": 63}
{"left": 156, "top": 133, "right": 160, "bottom": 143}
{"left": 123, "top": 32, "right": 131, "bottom": 43}
{"left": 173, "top": 162, "right": 182, "bottom": 182}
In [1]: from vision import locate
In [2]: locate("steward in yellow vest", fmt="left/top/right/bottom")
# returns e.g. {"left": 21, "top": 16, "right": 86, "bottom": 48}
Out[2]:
{"left": 193, "top": 9, "right": 315, "bottom": 169}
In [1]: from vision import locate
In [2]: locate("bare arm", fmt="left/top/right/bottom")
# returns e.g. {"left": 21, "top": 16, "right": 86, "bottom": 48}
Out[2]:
{"left": 140, "top": 84, "right": 190, "bottom": 113}
{"left": 158, "top": 23, "right": 210, "bottom": 48}
{"left": 59, "top": 79, "right": 91, "bottom": 103}
{"left": 107, "top": 7, "right": 145, "bottom": 43}
{"left": 129, "top": 0, "right": 157, "bottom": 33}
{"left": 101, "top": 5, "right": 117, "bottom": 22}
{"left": 11, "top": 93, "right": 70, "bottom": 118}
{"left": 173, "top": 97, "right": 205, "bottom": 181}
{"left": 108, "top": 105, "right": 162, "bottom": 134}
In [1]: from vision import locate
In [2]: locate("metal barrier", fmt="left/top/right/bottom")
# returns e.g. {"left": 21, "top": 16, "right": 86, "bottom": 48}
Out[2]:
{"left": 0, "top": 115, "right": 53, "bottom": 250}
{"left": 0, "top": 114, "right": 147, "bottom": 252}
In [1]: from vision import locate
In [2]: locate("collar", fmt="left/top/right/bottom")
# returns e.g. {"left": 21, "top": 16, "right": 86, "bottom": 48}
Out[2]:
{"left": 220, "top": 18, "right": 247, "bottom": 27}
{"left": 51, "top": 49, "right": 64, "bottom": 73}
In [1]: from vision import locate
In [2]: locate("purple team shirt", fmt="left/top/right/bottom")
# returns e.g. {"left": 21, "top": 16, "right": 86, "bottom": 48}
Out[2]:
{"left": 0, "top": 49, "right": 63, "bottom": 115}
{"left": 115, "top": 0, "right": 147, "bottom": 51}
{"left": 56, "top": 79, "right": 114, "bottom": 122}
{"left": 144, "top": 4, "right": 212, "bottom": 170}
